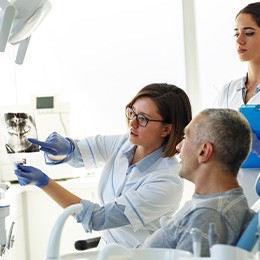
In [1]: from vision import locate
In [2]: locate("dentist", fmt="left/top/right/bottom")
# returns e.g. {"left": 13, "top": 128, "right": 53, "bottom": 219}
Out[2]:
{"left": 14, "top": 83, "right": 192, "bottom": 249}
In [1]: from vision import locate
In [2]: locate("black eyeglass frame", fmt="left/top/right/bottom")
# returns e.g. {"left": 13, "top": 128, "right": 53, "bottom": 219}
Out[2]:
{"left": 125, "top": 106, "right": 165, "bottom": 127}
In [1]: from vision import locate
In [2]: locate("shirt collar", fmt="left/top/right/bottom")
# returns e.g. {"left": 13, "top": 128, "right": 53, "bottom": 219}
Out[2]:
{"left": 236, "top": 74, "right": 260, "bottom": 93}
{"left": 123, "top": 144, "right": 164, "bottom": 173}
{"left": 236, "top": 75, "right": 247, "bottom": 91}
{"left": 137, "top": 146, "right": 164, "bottom": 172}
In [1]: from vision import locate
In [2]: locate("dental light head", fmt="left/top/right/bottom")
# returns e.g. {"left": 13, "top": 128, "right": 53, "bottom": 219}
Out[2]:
{"left": 0, "top": 0, "right": 52, "bottom": 64}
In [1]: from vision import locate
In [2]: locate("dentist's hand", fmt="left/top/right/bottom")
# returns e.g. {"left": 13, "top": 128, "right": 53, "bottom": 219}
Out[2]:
{"left": 14, "top": 164, "right": 49, "bottom": 188}
{"left": 252, "top": 132, "right": 260, "bottom": 157}
{"left": 28, "top": 132, "right": 74, "bottom": 156}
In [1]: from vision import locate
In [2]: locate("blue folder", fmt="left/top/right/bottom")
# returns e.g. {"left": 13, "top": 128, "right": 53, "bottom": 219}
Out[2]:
{"left": 239, "top": 104, "right": 260, "bottom": 168}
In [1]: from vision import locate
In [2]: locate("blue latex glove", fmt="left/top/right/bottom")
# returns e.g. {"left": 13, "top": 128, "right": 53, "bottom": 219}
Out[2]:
{"left": 14, "top": 164, "right": 49, "bottom": 187}
{"left": 28, "top": 132, "right": 74, "bottom": 156}
{"left": 252, "top": 132, "right": 260, "bottom": 157}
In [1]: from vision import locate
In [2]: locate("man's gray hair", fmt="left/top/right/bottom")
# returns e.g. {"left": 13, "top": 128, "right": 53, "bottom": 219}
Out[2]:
{"left": 194, "top": 108, "right": 252, "bottom": 174}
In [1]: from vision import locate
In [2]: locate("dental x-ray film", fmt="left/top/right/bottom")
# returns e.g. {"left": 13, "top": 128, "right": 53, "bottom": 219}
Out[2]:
{"left": 1, "top": 112, "right": 40, "bottom": 154}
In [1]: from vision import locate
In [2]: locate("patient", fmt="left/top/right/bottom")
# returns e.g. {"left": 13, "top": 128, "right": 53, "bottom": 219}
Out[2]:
{"left": 141, "top": 108, "right": 255, "bottom": 256}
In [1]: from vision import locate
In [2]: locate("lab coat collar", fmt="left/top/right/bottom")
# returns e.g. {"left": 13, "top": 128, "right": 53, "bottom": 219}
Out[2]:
{"left": 236, "top": 75, "right": 247, "bottom": 91}
{"left": 236, "top": 74, "right": 260, "bottom": 92}
{"left": 123, "top": 145, "right": 165, "bottom": 173}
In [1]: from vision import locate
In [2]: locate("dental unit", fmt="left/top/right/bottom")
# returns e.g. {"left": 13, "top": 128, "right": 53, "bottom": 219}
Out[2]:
{"left": 0, "top": 182, "right": 14, "bottom": 258}
{"left": 44, "top": 204, "right": 259, "bottom": 260}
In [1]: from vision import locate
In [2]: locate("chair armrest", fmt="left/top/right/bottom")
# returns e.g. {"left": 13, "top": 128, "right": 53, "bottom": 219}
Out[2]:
{"left": 74, "top": 237, "right": 101, "bottom": 251}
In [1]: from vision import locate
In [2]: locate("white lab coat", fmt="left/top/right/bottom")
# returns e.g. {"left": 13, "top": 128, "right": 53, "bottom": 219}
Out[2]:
{"left": 77, "top": 134, "right": 183, "bottom": 248}
{"left": 218, "top": 77, "right": 260, "bottom": 109}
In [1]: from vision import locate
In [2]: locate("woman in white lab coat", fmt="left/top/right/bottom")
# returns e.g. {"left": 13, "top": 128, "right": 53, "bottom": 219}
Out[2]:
{"left": 218, "top": 2, "right": 260, "bottom": 206}
{"left": 14, "top": 83, "right": 192, "bottom": 249}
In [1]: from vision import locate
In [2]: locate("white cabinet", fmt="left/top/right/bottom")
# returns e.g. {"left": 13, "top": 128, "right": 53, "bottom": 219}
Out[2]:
{"left": 5, "top": 187, "right": 27, "bottom": 260}
{"left": 18, "top": 176, "right": 100, "bottom": 260}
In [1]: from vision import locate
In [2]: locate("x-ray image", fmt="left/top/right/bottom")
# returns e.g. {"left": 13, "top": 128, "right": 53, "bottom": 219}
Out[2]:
{"left": 2, "top": 113, "right": 40, "bottom": 154}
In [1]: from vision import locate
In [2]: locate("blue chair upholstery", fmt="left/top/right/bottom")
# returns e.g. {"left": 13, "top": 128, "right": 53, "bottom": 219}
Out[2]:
{"left": 236, "top": 173, "right": 260, "bottom": 251}
{"left": 236, "top": 213, "right": 258, "bottom": 251}
{"left": 255, "top": 173, "right": 260, "bottom": 197}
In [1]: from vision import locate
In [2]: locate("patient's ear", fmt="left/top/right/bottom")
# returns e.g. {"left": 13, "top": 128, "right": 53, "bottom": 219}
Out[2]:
{"left": 198, "top": 142, "right": 213, "bottom": 163}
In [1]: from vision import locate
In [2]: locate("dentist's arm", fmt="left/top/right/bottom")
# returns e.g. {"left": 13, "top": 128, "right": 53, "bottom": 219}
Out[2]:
{"left": 42, "top": 179, "right": 80, "bottom": 209}
{"left": 15, "top": 164, "right": 80, "bottom": 209}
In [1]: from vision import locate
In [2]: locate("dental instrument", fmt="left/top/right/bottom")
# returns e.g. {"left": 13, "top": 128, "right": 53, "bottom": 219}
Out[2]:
{"left": 190, "top": 227, "right": 202, "bottom": 257}
{"left": 6, "top": 221, "right": 14, "bottom": 250}
{"left": 208, "top": 223, "right": 217, "bottom": 248}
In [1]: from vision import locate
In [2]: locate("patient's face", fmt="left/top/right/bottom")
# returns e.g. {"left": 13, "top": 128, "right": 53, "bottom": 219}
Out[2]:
{"left": 4, "top": 113, "right": 38, "bottom": 153}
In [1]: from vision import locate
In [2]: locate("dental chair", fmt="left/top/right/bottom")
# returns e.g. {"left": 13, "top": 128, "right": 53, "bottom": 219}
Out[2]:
{"left": 46, "top": 173, "right": 260, "bottom": 259}
{"left": 236, "top": 172, "right": 260, "bottom": 252}
{"left": 72, "top": 174, "right": 260, "bottom": 254}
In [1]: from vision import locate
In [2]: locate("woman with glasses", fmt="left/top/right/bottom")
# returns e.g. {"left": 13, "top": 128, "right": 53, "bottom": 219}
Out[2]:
{"left": 14, "top": 83, "right": 192, "bottom": 249}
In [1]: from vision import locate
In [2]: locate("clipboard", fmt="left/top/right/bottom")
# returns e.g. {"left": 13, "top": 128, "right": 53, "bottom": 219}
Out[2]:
{"left": 239, "top": 104, "right": 260, "bottom": 168}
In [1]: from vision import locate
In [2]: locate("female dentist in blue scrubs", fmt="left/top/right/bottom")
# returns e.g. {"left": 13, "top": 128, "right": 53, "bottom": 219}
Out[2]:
{"left": 14, "top": 83, "right": 192, "bottom": 249}
{"left": 218, "top": 2, "right": 260, "bottom": 207}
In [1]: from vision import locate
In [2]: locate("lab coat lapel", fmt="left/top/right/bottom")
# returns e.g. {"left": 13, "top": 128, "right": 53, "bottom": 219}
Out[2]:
{"left": 112, "top": 153, "right": 129, "bottom": 197}
{"left": 98, "top": 150, "right": 129, "bottom": 202}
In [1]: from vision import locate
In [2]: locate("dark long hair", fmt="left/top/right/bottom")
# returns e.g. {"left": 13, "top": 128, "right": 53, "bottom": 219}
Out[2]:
{"left": 236, "top": 2, "right": 260, "bottom": 27}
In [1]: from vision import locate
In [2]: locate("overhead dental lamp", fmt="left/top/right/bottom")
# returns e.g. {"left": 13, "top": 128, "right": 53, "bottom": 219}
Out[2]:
{"left": 0, "top": 0, "right": 52, "bottom": 64}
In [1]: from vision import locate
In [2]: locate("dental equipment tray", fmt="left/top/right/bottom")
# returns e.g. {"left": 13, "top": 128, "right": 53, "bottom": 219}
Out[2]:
{"left": 239, "top": 104, "right": 260, "bottom": 168}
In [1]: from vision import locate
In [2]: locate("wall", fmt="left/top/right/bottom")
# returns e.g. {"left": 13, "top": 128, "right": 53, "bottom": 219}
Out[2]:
{"left": 0, "top": 1, "right": 187, "bottom": 259}
{"left": 0, "top": 1, "right": 257, "bottom": 126}
{"left": 0, "top": 0, "right": 186, "bottom": 138}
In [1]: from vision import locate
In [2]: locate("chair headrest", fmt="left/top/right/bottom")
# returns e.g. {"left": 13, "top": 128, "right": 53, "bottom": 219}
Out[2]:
{"left": 255, "top": 173, "right": 260, "bottom": 196}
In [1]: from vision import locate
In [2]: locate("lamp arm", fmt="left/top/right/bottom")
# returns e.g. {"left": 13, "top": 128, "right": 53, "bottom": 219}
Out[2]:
{"left": 0, "top": 0, "right": 15, "bottom": 51}
{"left": 15, "top": 36, "right": 30, "bottom": 64}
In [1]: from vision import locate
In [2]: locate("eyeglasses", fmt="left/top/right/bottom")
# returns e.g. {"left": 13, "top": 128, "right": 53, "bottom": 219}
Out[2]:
{"left": 125, "top": 106, "right": 164, "bottom": 127}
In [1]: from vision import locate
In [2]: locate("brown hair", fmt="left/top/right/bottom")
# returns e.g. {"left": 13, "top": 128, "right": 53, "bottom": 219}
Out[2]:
{"left": 236, "top": 2, "right": 260, "bottom": 27}
{"left": 126, "top": 83, "right": 192, "bottom": 157}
